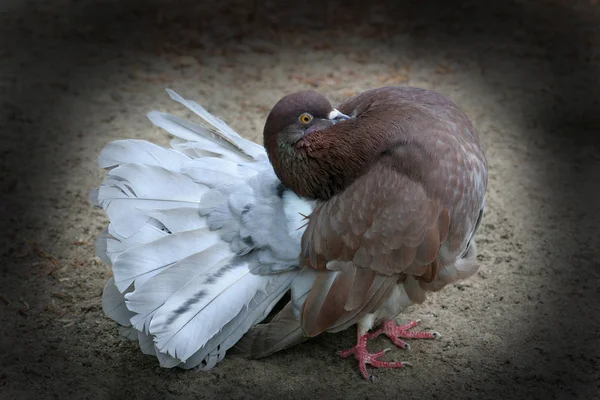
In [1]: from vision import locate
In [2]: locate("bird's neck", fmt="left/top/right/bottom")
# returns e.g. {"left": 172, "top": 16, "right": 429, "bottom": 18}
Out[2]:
{"left": 270, "top": 121, "right": 394, "bottom": 201}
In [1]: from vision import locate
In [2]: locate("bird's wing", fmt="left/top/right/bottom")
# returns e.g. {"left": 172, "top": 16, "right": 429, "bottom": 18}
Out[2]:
{"left": 299, "top": 158, "right": 451, "bottom": 337}
{"left": 94, "top": 90, "right": 309, "bottom": 370}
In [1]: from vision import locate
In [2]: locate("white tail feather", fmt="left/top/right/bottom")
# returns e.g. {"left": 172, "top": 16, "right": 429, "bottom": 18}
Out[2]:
{"left": 102, "top": 277, "right": 135, "bottom": 326}
{"left": 141, "top": 207, "right": 208, "bottom": 234}
{"left": 96, "top": 164, "right": 209, "bottom": 238}
{"left": 181, "top": 157, "right": 259, "bottom": 188}
{"left": 125, "top": 241, "right": 233, "bottom": 333}
{"left": 149, "top": 260, "right": 268, "bottom": 361}
{"left": 149, "top": 259, "right": 298, "bottom": 363}
{"left": 103, "top": 224, "right": 168, "bottom": 264}
{"left": 99, "top": 139, "right": 189, "bottom": 170}
{"left": 112, "top": 228, "right": 222, "bottom": 292}
{"left": 164, "top": 89, "right": 265, "bottom": 160}
{"left": 147, "top": 111, "right": 248, "bottom": 161}
{"left": 184, "top": 269, "right": 297, "bottom": 370}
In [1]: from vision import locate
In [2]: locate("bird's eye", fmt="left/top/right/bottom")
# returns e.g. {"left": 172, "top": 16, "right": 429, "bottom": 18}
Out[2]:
{"left": 299, "top": 113, "right": 313, "bottom": 124}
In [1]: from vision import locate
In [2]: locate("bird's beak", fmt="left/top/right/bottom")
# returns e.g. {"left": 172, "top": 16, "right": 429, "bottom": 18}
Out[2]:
{"left": 328, "top": 109, "right": 351, "bottom": 124}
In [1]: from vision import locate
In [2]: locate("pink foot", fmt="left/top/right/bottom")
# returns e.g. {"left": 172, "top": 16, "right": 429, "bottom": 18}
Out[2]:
{"left": 338, "top": 332, "right": 412, "bottom": 382}
{"left": 367, "top": 319, "right": 441, "bottom": 351}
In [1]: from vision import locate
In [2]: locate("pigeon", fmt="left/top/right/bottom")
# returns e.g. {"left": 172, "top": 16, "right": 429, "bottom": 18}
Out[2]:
{"left": 92, "top": 86, "right": 487, "bottom": 380}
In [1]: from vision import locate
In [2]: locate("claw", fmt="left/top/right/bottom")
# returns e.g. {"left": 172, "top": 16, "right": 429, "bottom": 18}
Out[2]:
{"left": 370, "top": 319, "right": 441, "bottom": 350}
{"left": 338, "top": 331, "right": 411, "bottom": 381}
{"left": 339, "top": 320, "right": 441, "bottom": 381}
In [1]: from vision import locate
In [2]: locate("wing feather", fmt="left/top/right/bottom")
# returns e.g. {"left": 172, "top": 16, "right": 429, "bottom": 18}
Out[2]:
{"left": 299, "top": 161, "right": 447, "bottom": 336}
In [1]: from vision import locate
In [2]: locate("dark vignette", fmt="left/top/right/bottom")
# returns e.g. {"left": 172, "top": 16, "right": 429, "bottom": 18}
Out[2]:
{"left": 1, "top": 0, "right": 598, "bottom": 398}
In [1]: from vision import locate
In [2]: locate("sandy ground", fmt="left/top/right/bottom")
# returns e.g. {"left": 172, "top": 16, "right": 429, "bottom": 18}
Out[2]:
{"left": 1, "top": 0, "right": 599, "bottom": 399}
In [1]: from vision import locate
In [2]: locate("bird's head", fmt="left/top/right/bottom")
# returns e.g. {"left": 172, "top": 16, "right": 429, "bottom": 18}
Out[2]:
{"left": 262, "top": 90, "right": 352, "bottom": 199}
{"left": 263, "top": 90, "right": 350, "bottom": 158}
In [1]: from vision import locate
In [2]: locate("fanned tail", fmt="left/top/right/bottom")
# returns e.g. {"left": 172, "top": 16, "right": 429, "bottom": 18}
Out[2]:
{"left": 94, "top": 89, "right": 306, "bottom": 370}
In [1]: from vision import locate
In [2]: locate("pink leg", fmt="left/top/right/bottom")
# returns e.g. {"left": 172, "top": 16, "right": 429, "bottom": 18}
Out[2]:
{"left": 338, "top": 329, "right": 412, "bottom": 382}
{"left": 367, "top": 319, "right": 441, "bottom": 350}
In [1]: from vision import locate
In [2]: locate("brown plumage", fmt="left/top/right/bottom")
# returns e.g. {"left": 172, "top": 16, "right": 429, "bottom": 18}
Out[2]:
{"left": 236, "top": 86, "right": 488, "bottom": 381}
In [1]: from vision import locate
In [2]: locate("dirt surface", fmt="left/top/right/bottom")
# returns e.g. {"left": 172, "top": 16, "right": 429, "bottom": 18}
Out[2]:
{"left": 1, "top": 0, "right": 599, "bottom": 399}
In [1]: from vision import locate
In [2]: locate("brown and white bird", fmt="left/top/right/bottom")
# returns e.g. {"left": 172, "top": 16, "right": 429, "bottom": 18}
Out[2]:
{"left": 93, "top": 86, "right": 487, "bottom": 381}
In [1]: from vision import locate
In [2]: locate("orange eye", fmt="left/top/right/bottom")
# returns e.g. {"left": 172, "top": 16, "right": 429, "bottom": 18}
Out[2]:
{"left": 299, "top": 113, "right": 313, "bottom": 124}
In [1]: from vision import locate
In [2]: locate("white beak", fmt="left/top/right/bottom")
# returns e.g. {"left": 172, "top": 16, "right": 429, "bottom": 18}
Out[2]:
{"left": 328, "top": 109, "right": 351, "bottom": 122}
